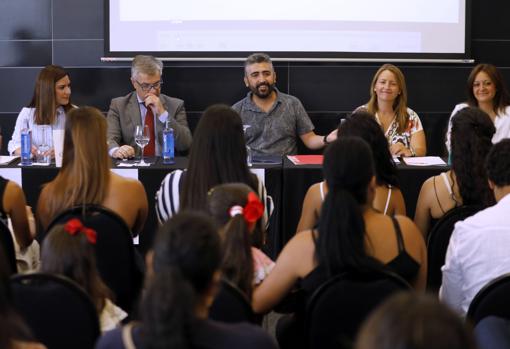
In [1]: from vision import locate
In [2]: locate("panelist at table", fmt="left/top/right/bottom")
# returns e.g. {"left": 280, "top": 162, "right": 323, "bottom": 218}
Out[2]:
{"left": 107, "top": 55, "right": 192, "bottom": 159}
{"left": 232, "top": 53, "right": 337, "bottom": 156}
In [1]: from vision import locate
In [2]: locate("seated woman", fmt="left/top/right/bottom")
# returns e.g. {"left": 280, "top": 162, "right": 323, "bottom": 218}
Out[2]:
{"left": 36, "top": 107, "right": 148, "bottom": 234}
{"left": 96, "top": 212, "right": 277, "bottom": 349}
{"left": 0, "top": 245, "right": 46, "bottom": 349}
{"left": 155, "top": 104, "right": 273, "bottom": 243}
{"left": 357, "top": 64, "right": 426, "bottom": 157}
{"left": 445, "top": 63, "right": 510, "bottom": 154}
{"left": 414, "top": 107, "right": 495, "bottom": 236}
{"left": 41, "top": 219, "right": 127, "bottom": 332}
{"left": 296, "top": 111, "right": 405, "bottom": 232}
{"left": 8, "top": 65, "right": 73, "bottom": 157}
{"left": 355, "top": 293, "right": 476, "bottom": 349}
{"left": 207, "top": 183, "right": 274, "bottom": 298}
{"left": 252, "top": 137, "right": 426, "bottom": 349}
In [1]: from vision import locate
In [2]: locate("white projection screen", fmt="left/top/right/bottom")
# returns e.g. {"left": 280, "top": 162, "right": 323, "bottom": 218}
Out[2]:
{"left": 105, "top": 0, "right": 471, "bottom": 61}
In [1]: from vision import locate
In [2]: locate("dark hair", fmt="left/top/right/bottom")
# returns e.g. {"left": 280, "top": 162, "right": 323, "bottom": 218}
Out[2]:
{"left": 466, "top": 64, "right": 510, "bottom": 114}
{"left": 244, "top": 53, "right": 273, "bottom": 73}
{"left": 317, "top": 137, "right": 383, "bottom": 276}
{"left": 41, "top": 221, "right": 112, "bottom": 313}
{"left": 486, "top": 139, "right": 510, "bottom": 187}
{"left": 180, "top": 104, "right": 257, "bottom": 212}
{"left": 28, "top": 65, "right": 72, "bottom": 125}
{"left": 207, "top": 183, "right": 258, "bottom": 299}
{"left": 0, "top": 247, "right": 36, "bottom": 349}
{"left": 339, "top": 111, "right": 399, "bottom": 188}
{"left": 451, "top": 107, "right": 495, "bottom": 206}
{"left": 355, "top": 293, "right": 477, "bottom": 349}
{"left": 142, "top": 211, "right": 222, "bottom": 349}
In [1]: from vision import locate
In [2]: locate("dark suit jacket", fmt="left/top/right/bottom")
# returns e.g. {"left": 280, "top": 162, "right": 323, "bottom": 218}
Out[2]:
{"left": 106, "top": 92, "right": 192, "bottom": 155}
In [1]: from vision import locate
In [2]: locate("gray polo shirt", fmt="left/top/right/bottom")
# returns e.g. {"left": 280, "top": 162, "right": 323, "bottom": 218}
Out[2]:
{"left": 232, "top": 89, "right": 314, "bottom": 156}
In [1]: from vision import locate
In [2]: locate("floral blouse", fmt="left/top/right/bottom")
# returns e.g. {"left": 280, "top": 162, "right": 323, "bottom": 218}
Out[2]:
{"left": 374, "top": 107, "right": 424, "bottom": 148}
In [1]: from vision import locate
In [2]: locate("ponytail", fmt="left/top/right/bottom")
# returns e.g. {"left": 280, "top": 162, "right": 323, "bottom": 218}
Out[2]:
{"left": 142, "top": 268, "right": 196, "bottom": 349}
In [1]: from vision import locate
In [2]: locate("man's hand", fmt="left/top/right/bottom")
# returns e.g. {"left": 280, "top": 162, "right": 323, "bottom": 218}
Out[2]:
{"left": 113, "top": 145, "right": 135, "bottom": 159}
{"left": 143, "top": 93, "right": 166, "bottom": 116}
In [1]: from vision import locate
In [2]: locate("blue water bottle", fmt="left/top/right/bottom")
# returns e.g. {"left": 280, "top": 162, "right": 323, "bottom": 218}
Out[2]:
{"left": 20, "top": 119, "right": 32, "bottom": 165}
{"left": 162, "top": 123, "right": 175, "bottom": 164}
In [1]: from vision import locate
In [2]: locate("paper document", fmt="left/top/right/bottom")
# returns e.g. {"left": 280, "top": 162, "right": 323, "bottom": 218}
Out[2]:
{"left": 0, "top": 156, "right": 19, "bottom": 165}
{"left": 403, "top": 156, "right": 446, "bottom": 166}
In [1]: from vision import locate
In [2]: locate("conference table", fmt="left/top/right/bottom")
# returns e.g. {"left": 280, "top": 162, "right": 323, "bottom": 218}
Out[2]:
{"left": 1, "top": 156, "right": 448, "bottom": 258}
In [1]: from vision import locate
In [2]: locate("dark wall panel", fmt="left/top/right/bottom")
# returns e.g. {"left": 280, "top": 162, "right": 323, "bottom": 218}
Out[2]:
{"left": 53, "top": 0, "right": 103, "bottom": 39}
{"left": 0, "top": 42, "right": 52, "bottom": 67}
{"left": 0, "top": 1, "right": 52, "bottom": 40}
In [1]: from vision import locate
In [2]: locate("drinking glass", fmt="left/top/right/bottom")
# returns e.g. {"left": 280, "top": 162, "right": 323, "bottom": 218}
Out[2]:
{"left": 243, "top": 124, "right": 252, "bottom": 166}
{"left": 134, "top": 125, "right": 150, "bottom": 165}
{"left": 34, "top": 125, "right": 51, "bottom": 164}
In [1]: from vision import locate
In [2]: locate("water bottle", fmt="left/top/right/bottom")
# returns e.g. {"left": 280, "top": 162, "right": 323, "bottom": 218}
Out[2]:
{"left": 20, "top": 119, "right": 32, "bottom": 165}
{"left": 162, "top": 123, "right": 175, "bottom": 164}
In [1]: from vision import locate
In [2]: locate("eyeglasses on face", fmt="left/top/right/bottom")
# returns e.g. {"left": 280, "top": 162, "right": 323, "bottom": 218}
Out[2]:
{"left": 134, "top": 80, "right": 163, "bottom": 92}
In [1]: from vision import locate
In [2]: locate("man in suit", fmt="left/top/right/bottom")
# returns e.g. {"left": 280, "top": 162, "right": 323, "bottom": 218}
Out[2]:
{"left": 107, "top": 55, "right": 192, "bottom": 159}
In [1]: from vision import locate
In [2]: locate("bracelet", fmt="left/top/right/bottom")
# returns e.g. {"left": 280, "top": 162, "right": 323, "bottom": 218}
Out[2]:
{"left": 323, "top": 135, "right": 329, "bottom": 145}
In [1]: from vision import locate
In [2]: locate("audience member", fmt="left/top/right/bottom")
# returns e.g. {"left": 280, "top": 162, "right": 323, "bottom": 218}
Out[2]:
{"left": 41, "top": 219, "right": 126, "bottom": 332}
{"left": 155, "top": 104, "right": 273, "bottom": 240}
{"left": 440, "top": 139, "right": 510, "bottom": 315}
{"left": 355, "top": 293, "right": 477, "bottom": 349}
{"left": 0, "top": 245, "right": 47, "bottom": 349}
{"left": 207, "top": 183, "right": 275, "bottom": 297}
{"left": 475, "top": 316, "right": 510, "bottom": 349}
{"left": 445, "top": 63, "right": 510, "bottom": 154}
{"left": 36, "top": 106, "right": 148, "bottom": 234}
{"left": 232, "top": 53, "right": 337, "bottom": 156}
{"left": 96, "top": 212, "right": 277, "bottom": 349}
{"left": 106, "top": 55, "right": 192, "bottom": 159}
{"left": 414, "top": 107, "right": 495, "bottom": 236}
{"left": 252, "top": 137, "right": 426, "bottom": 349}
{"left": 357, "top": 64, "right": 426, "bottom": 157}
{"left": 8, "top": 65, "right": 73, "bottom": 157}
{"left": 297, "top": 111, "right": 405, "bottom": 232}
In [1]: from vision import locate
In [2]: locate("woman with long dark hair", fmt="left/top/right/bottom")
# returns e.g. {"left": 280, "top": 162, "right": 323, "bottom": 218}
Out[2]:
{"left": 415, "top": 107, "right": 495, "bottom": 236}
{"left": 96, "top": 212, "right": 277, "bottom": 349}
{"left": 155, "top": 104, "right": 273, "bottom": 234}
{"left": 8, "top": 65, "right": 73, "bottom": 156}
{"left": 253, "top": 137, "right": 426, "bottom": 349}
{"left": 297, "top": 111, "right": 405, "bottom": 232}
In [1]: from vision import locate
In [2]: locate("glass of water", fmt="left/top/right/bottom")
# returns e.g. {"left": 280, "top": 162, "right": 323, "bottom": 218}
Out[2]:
{"left": 243, "top": 124, "right": 252, "bottom": 166}
{"left": 33, "top": 125, "right": 51, "bottom": 164}
{"left": 134, "top": 125, "right": 150, "bottom": 165}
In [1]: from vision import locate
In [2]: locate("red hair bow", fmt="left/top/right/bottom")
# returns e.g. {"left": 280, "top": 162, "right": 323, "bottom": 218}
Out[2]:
{"left": 64, "top": 218, "right": 97, "bottom": 244}
{"left": 243, "top": 192, "right": 264, "bottom": 226}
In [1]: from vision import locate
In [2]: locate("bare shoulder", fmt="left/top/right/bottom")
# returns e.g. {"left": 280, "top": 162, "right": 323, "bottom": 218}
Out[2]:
{"left": 394, "top": 215, "right": 425, "bottom": 244}
{"left": 111, "top": 172, "right": 144, "bottom": 190}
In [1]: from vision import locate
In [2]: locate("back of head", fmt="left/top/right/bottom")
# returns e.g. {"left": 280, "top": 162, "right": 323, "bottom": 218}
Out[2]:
{"left": 356, "top": 293, "right": 476, "bottom": 349}
{"left": 244, "top": 52, "right": 273, "bottom": 74}
{"left": 486, "top": 139, "right": 510, "bottom": 188}
{"left": 451, "top": 107, "right": 495, "bottom": 206}
{"left": 317, "top": 137, "right": 381, "bottom": 276}
{"left": 131, "top": 55, "right": 163, "bottom": 79}
{"left": 41, "top": 220, "right": 109, "bottom": 311}
{"left": 339, "top": 111, "right": 399, "bottom": 187}
{"left": 143, "top": 212, "right": 221, "bottom": 349}
{"left": 29, "top": 64, "right": 71, "bottom": 124}
{"left": 46, "top": 106, "right": 110, "bottom": 219}
{"left": 182, "top": 104, "right": 253, "bottom": 211}
{"left": 207, "top": 183, "right": 261, "bottom": 298}
{"left": 466, "top": 64, "right": 510, "bottom": 113}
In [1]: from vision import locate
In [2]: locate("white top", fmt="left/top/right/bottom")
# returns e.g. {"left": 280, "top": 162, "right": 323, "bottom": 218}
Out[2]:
{"left": 440, "top": 194, "right": 510, "bottom": 315}
{"left": 8, "top": 107, "right": 67, "bottom": 155}
{"left": 445, "top": 103, "right": 510, "bottom": 154}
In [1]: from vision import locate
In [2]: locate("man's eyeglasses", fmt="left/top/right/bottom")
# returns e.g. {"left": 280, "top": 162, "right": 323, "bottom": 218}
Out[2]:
{"left": 134, "top": 80, "right": 163, "bottom": 92}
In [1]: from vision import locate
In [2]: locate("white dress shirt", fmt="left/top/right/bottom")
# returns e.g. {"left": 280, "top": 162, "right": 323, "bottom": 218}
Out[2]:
{"left": 440, "top": 194, "right": 510, "bottom": 315}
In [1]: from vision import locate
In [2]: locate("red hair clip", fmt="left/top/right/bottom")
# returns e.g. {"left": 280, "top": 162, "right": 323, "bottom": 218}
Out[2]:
{"left": 64, "top": 218, "right": 97, "bottom": 244}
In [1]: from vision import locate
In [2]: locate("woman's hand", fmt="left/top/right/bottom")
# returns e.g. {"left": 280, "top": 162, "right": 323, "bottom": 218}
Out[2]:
{"left": 390, "top": 142, "right": 414, "bottom": 157}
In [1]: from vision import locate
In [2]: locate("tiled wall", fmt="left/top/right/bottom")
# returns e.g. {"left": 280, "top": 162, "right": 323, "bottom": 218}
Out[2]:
{"left": 1, "top": 0, "right": 510, "bottom": 157}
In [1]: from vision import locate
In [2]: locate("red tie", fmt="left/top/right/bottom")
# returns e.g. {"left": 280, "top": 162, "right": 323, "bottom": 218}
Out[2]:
{"left": 144, "top": 107, "right": 156, "bottom": 156}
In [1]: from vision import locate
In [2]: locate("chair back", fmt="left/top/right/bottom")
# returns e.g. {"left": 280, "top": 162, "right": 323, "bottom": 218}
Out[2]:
{"left": 10, "top": 273, "right": 100, "bottom": 349}
{"left": 209, "top": 278, "right": 256, "bottom": 324}
{"left": 0, "top": 220, "right": 16, "bottom": 274}
{"left": 46, "top": 204, "right": 144, "bottom": 313}
{"left": 305, "top": 269, "right": 411, "bottom": 349}
{"left": 426, "top": 205, "right": 481, "bottom": 292}
{"left": 467, "top": 273, "right": 510, "bottom": 326}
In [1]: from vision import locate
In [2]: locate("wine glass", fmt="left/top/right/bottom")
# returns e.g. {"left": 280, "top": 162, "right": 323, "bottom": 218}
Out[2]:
{"left": 34, "top": 125, "right": 51, "bottom": 164}
{"left": 134, "top": 125, "right": 150, "bottom": 165}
